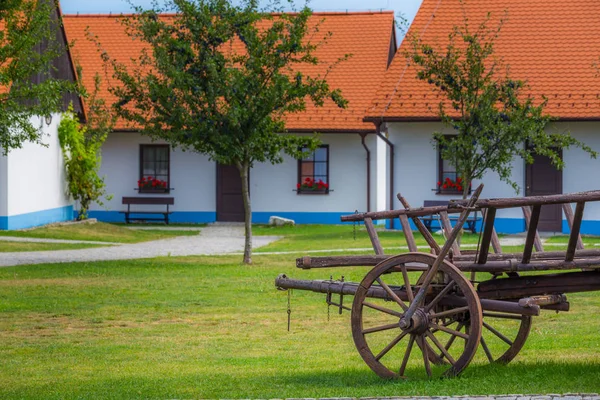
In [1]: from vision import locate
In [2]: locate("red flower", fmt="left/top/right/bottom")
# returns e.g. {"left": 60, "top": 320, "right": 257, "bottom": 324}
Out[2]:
{"left": 442, "top": 184, "right": 448, "bottom": 189}
{"left": 457, "top": 185, "right": 463, "bottom": 191}
{"left": 437, "top": 181, "right": 441, "bottom": 186}
{"left": 296, "top": 183, "right": 301, "bottom": 189}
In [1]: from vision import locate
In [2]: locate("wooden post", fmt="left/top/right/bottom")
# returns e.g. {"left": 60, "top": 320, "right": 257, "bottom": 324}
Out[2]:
{"left": 440, "top": 211, "right": 461, "bottom": 256}
{"left": 562, "top": 203, "right": 584, "bottom": 250}
{"left": 397, "top": 194, "right": 441, "bottom": 254}
{"left": 522, "top": 205, "right": 541, "bottom": 264}
{"left": 398, "top": 214, "right": 418, "bottom": 252}
{"left": 565, "top": 202, "right": 585, "bottom": 262}
{"left": 364, "top": 217, "right": 384, "bottom": 255}
{"left": 477, "top": 207, "right": 497, "bottom": 264}
{"left": 522, "top": 206, "right": 544, "bottom": 252}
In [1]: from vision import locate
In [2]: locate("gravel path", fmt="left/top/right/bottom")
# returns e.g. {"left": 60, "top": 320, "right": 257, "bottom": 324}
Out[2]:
{"left": 0, "top": 236, "right": 122, "bottom": 245}
{"left": 0, "top": 225, "right": 279, "bottom": 267}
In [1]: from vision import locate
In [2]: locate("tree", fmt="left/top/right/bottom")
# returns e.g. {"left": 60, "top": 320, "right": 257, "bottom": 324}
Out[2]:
{"left": 103, "top": 0, "right": 347, "bottom": 264}
{"left": 408, "top": 10, "right": 597, "bottom": 200}
{"left": 58, "top": 74, "right": 114, "bottom": 220}
{"left": 0, "top": 0, "right": 78, "bottom": 153}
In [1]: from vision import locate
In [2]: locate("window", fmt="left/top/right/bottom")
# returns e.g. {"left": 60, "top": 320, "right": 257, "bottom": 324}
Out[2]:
{"left": 297, "top": 145, "right": 329, "bottom": 194}
{"left": 139, "top": 144, "right": 170, "bottom": 193}
{"left": 437, "top": 136, "right": 468, "bottom": 194}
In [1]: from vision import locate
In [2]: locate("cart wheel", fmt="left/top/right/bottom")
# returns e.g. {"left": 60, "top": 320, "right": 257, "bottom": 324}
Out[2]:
{"left": 352, "top": 253, "right": 482, "bottom": 379}
{"left": 477, "top": 312, "right": 532, "bottom": 364}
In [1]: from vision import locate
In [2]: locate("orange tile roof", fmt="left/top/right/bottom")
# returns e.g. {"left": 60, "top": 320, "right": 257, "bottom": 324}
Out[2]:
{"left": 63, "top": 11, "right": 395, "bottom": 132}
{"left": 367, "top": 0, "right": 600, "bottom": 122}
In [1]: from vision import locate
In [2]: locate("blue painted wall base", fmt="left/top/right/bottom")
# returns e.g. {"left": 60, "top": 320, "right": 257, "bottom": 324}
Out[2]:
{"left": 83, "top": 210, "right": 600, "bottom": 235}
{"left": 0, "top": 205, "right": 74, "bottom": 230}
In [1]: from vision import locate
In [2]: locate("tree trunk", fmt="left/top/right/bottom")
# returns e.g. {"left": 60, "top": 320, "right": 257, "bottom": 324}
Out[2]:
{"left": 237, "top": 161, "right": 252, "bottom": 264}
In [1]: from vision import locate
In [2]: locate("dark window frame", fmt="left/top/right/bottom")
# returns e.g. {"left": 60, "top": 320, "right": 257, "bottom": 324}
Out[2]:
{"left": 297, "top": 145, "right": 330, "bottom": 195}
{"left": 437, "top": 136, "right": 470, "bottom": 195}
{"left": 139, "top": 144, "right": 170, "bottom": 194}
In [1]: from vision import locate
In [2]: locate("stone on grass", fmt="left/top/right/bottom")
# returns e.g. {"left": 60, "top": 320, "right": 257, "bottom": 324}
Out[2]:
{"left": 269, "top": 216, "right": 295, "bottom": 226}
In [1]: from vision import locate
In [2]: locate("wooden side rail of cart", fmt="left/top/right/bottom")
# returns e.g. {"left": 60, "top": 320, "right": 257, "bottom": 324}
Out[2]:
{"left": 275, "top": 185, "right": 600, "bottom": 380}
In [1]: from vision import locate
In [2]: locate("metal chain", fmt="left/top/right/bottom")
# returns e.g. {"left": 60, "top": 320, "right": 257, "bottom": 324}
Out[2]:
{"left": 287, "top": 289, "right": 292, "bottom": 332}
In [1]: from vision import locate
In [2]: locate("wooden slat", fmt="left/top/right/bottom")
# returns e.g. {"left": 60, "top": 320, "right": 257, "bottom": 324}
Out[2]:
{"left": 481, "top": 208, "right": 502, "bottom": 254}
{"left": 399, "top": 214, "right": 418, "bottom": 252}
{"left": 565, "top": 202, "right": 585, "bottom": 262}
{"left": 364, "top": 217, "right": 384, "bottom": 255}
{"left": 562, "top": 203, "right": 584, "bottom": 250}
{"left": 439, "top": 211, "right": 461, "bottom": 256}
{"left": 522, "top": 205, "right": 541, "bottom": 264}
{"left": 397, "top": 194, "right": 441, "bottom": 254}
{"left": 477, "top": 207, "right": 497, "bottom": 264}
{"left": 522, "top": 206, "right": 544, "bottom": 252}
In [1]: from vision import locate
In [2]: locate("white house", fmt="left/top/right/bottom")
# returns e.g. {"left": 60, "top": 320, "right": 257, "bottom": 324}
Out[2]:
{"left": 364, "top": 0, "right": 600, "bottom": 234}
{"left": 0, "top": 1, "right": 84, "bottom": 230}
{"left": 62, "top": 11, "right": 397, "bottom": 225}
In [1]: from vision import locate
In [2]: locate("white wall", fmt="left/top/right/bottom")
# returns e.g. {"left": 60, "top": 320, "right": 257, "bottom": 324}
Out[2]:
{"left": 92, "top": 132, "right": 216, "bottom": 214}
{"left": 559, "top": 121, "right": 600, "bottom": 221}
{"left": 388, "top": 122, "right": 525, "bottom": 223}
{"left": 2, "top": 113, "right": 71, "bottom": 217}
{"left": 252, "top": 133, "right": 368, "bottom": 214}
{"left": 387, "top": 121, "right": 600, "bottom": 232}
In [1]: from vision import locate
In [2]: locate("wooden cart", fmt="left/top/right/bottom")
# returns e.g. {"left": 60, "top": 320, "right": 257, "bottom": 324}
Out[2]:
{"left": 275, "top": 185, "right": 600, "bottom": 379}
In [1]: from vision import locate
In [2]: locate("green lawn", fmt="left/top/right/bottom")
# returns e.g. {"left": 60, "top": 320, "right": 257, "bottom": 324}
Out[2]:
{"left": 0, "top": 222, "right": 199, "bottom": 243}
{"left": 1, "top": 248, "right": 599, "bottom": 398}
{"left": 254, "top": 224, "right": 487, "bottom": 253}
{"left": 0, "top": 241, "right": 106, "bottom": 252}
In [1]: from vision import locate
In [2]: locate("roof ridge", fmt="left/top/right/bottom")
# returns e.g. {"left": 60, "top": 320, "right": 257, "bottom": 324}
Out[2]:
{"left": 62, "top": 10, "right": 394, "bottom": 18}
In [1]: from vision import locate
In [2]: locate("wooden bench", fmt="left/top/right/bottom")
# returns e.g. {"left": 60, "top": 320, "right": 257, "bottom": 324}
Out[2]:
{"left": 120, "top": 197, "right": 174, "bottom": 224}
{"left": 420, "top": 200, "right": 482, "bottom": 234}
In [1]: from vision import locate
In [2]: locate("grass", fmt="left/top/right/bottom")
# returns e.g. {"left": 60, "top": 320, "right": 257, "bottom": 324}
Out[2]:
{"left": 0, "top": 241, "right": 106, "bottom": 252}
{"left": 0, "top": 222, "right": 199, "bottom": 244}
{"left": 1, "top": 248, "right": 599, "bottom": 398}
{"left": 254, "top": 224, "right": 487, "bottom": 253}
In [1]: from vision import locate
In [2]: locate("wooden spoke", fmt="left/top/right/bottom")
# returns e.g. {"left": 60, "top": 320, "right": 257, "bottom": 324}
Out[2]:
{"left": 401, "top": 265, "right": 414, "bottom": 302}
{"left": 430, "top": 306, "right": 470, "bottom": 319}
{"left": 375, "top": 331, "right": 408, "bottom": 361}
{"left": 483, "top": 321, "right": 513, "bottom": 346}
{"left": 362, "top": 323, "right": 400, "bottom": 335}
{"left": 376, "top": 277, "right": 408, "bottom": 311}
{"left": 425, "top": 281, "right": 456, "bottom": 312}
{"left": 480, "top": 336, "right": 494, "bottom": 363}
{"left": 426, "top": 331, "right": 456, "bottom": 365}
{"left": 429, "top": 323, "right": 469, "bottom": 340}
{"left": 399, "top": 334, "right": 415, "bottom": 377}
{"left": 417, "top": 336, "right": 432, "bottom": 377}
{"left": 363, "top": 301, "right": 404, "bottom": 318}
{"left": 443, "top": 322, "right": 464, "bottom": 355}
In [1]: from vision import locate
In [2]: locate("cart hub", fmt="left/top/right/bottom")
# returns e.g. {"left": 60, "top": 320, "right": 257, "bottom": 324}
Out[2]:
{"left": 400, "top": 308, "right": 430, "bottom": 334}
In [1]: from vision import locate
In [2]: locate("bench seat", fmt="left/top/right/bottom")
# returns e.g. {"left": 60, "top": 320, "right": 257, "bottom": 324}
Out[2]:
{"left": 121, "top": 197, "right": 174, "bottom": 224}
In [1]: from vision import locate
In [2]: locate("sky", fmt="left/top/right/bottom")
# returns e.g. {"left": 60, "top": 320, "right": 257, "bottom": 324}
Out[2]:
{"left": 60, "top": 0, "right": 424, "bottom": 27}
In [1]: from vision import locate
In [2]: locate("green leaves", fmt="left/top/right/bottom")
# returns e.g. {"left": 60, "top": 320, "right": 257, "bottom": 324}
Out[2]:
{"left": 409, "top": 7, "right": 596, "bottom": 196}
{"left": 58, "top": 104, "right": 110, "bottom": 220}
{"left": 0, "top": 0, "right": 78, "bottom": 153}
{"left": 105, "top": 0, "right": 345, "bottom": 168}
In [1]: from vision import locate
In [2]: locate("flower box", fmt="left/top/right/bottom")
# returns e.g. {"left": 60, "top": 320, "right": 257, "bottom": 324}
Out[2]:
{"left": 296, "top": 177, "right": 330, "bottom": 195}
{"left": 137, "top": 176, "right": 169, "bottom": 194}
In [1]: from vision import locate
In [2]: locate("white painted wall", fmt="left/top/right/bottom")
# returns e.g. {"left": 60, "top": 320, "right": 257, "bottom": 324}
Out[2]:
{"left": 252, "top": 133, "right": 368, "bottom": 214}
{"left": 388, "top": 121, "right": 525, "bottom": 222}
{"left": 387, "top": 121, "right": 600, "bottom": 231}
{"left": 92, "top": 131, "right": 216, "bottom": 214}
{"left": 559, "top": 121, "right": 600, "bottom": 221}
{"left": 1, "top": 113, "right": 71, "bottom": 217}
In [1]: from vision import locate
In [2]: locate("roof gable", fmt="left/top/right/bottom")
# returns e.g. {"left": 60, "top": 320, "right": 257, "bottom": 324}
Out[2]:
{"left": 63, "top": 11, "right": 396, "bottom": 132}
{"left": 367, "top": 0, "right": 600, "bottom": 122}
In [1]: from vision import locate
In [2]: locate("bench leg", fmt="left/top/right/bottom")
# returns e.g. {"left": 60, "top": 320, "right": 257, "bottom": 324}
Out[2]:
{"left": 165, "top": 213, "right": 169, "bottom": 225}
{"left": 125, "top": 213, "right": 130, "bottom": 224}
